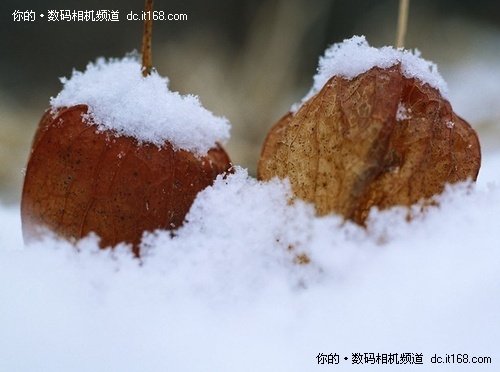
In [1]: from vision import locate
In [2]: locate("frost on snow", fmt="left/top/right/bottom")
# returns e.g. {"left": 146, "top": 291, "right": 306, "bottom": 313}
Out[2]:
{"left": 293, "top": 35, "right": 448, "bottom": 111}
{"left": 50, "top": 56, "right": 231, "bottom": 156}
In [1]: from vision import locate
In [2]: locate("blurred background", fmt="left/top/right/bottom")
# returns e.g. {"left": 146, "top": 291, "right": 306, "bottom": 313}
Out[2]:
{"left": 1, "top": 0, "right": 500, "bottom": 204}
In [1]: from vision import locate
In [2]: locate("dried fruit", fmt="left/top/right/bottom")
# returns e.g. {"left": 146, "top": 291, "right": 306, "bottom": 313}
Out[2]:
{"left": 22, "top": 105, "right": 231, "bottom": 255}
{"left": 21, "top": 0, "right": 231, "bottom": 255}
{"left": 258, "top": 63, "right": 481, "bottom": 224}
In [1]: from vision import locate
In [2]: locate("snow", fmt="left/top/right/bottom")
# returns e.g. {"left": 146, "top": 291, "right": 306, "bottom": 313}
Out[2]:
{"left": 294, "top": 36, "right": 448, "bottom": 111}
{"left": 396, "top": 102, "right": 412, "bottom": 121}
{"left": 50, "top": 56, "right": 231, "bottom": 155}
{"left": 2, "top": 33, "right": 499, "bottom": 372}
{"left": 1, "top": 162, "right": 499, "bottom": 371}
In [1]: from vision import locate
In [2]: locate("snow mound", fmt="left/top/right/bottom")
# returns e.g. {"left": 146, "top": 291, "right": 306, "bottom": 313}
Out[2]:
{"left": 294, "top": 35, "right": 448, "bottom": 111}
{"left": 1, "top": 163, "right": 500, "bottom": 371}
{"left": 50, "top": 56, "right": 231, "bottom": 155}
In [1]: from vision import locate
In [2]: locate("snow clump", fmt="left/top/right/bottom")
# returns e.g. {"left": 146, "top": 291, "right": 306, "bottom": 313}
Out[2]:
{"left": 50, "top": 56, "right": 231, "bottom": 156}
{"left": 294, "top": 35, "right": 448, "bottom": 111}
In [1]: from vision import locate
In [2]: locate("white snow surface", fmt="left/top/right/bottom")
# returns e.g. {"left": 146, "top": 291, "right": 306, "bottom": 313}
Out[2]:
{"left": 2, "top": 36, "right": 499, "bottom": 372}
{"left": 294, "top": 36, "right": 448, "bottom": 111}
{"left": 1, "top": 161, "right": 500, "bottom": 371}
{"left": 50, "top": 56, "right": 231, "bottom": 155}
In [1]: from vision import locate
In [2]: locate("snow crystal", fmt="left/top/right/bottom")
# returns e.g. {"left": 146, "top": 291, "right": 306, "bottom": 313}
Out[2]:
{"left": 50, "top": 56, "right": 231, "bottom": 155}
{"left": 294, "top": 36, "right": 448, "bottom": 111}
{"left": 396, "top": 102, "right": 412, "bottom": 121}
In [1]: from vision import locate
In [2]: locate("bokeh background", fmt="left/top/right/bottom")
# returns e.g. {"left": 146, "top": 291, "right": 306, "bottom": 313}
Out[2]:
{"left": 1, "top": 0, "right": 500, "bottom": 203}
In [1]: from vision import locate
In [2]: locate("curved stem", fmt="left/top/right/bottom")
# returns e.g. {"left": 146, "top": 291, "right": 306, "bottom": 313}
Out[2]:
{"left": 142, "top": 0, "right": 154, "bottom": 76}
{"left": 395, "top": 0, "right": 410, "bottom": 48}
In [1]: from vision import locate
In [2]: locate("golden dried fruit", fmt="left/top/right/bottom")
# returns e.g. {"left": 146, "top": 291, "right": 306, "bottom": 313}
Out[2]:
{"left": 21, "top": 104, "right": 231, "bottom": 255}
{"left": 258, "top": 64, "right": 481, "bottom": 224}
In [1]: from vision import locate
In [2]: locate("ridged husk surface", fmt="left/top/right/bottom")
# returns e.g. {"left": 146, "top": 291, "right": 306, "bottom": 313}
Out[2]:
{"left": 258, "top": 65, "right": 481, "bottom": 224}
{"left": 22, "top": 104, "right": 232, "bottom": 255}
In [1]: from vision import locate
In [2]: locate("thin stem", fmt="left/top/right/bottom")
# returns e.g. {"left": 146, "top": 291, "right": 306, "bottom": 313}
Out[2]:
{"left": 142, "top": 0, "right": 154, "bottom": 76}
{"left": 395, "top": 0, "right": 410, "bottom": 48}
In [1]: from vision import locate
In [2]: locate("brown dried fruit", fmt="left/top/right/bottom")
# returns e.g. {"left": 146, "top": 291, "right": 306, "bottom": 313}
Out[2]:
{"left": 258, "top": 64, "right": 481, "bottom": 224}
{"left": 21, "top": 104, "right": 232, "bottom": 255}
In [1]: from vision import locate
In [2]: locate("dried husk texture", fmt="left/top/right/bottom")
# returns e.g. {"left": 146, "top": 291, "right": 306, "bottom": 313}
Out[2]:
{"left": 258, "top": 65, "right": 481, "bottom": 224}
{"left": 22, "top": 105, "right": 232, "bottom": 255}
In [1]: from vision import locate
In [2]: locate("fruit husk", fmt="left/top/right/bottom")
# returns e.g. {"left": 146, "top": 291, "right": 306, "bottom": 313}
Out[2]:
{"left": 22, "top": 104, "right": 232, "bottom": 255}
{"left": 258, "top": 64, "right": 481, "bottom": 224}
